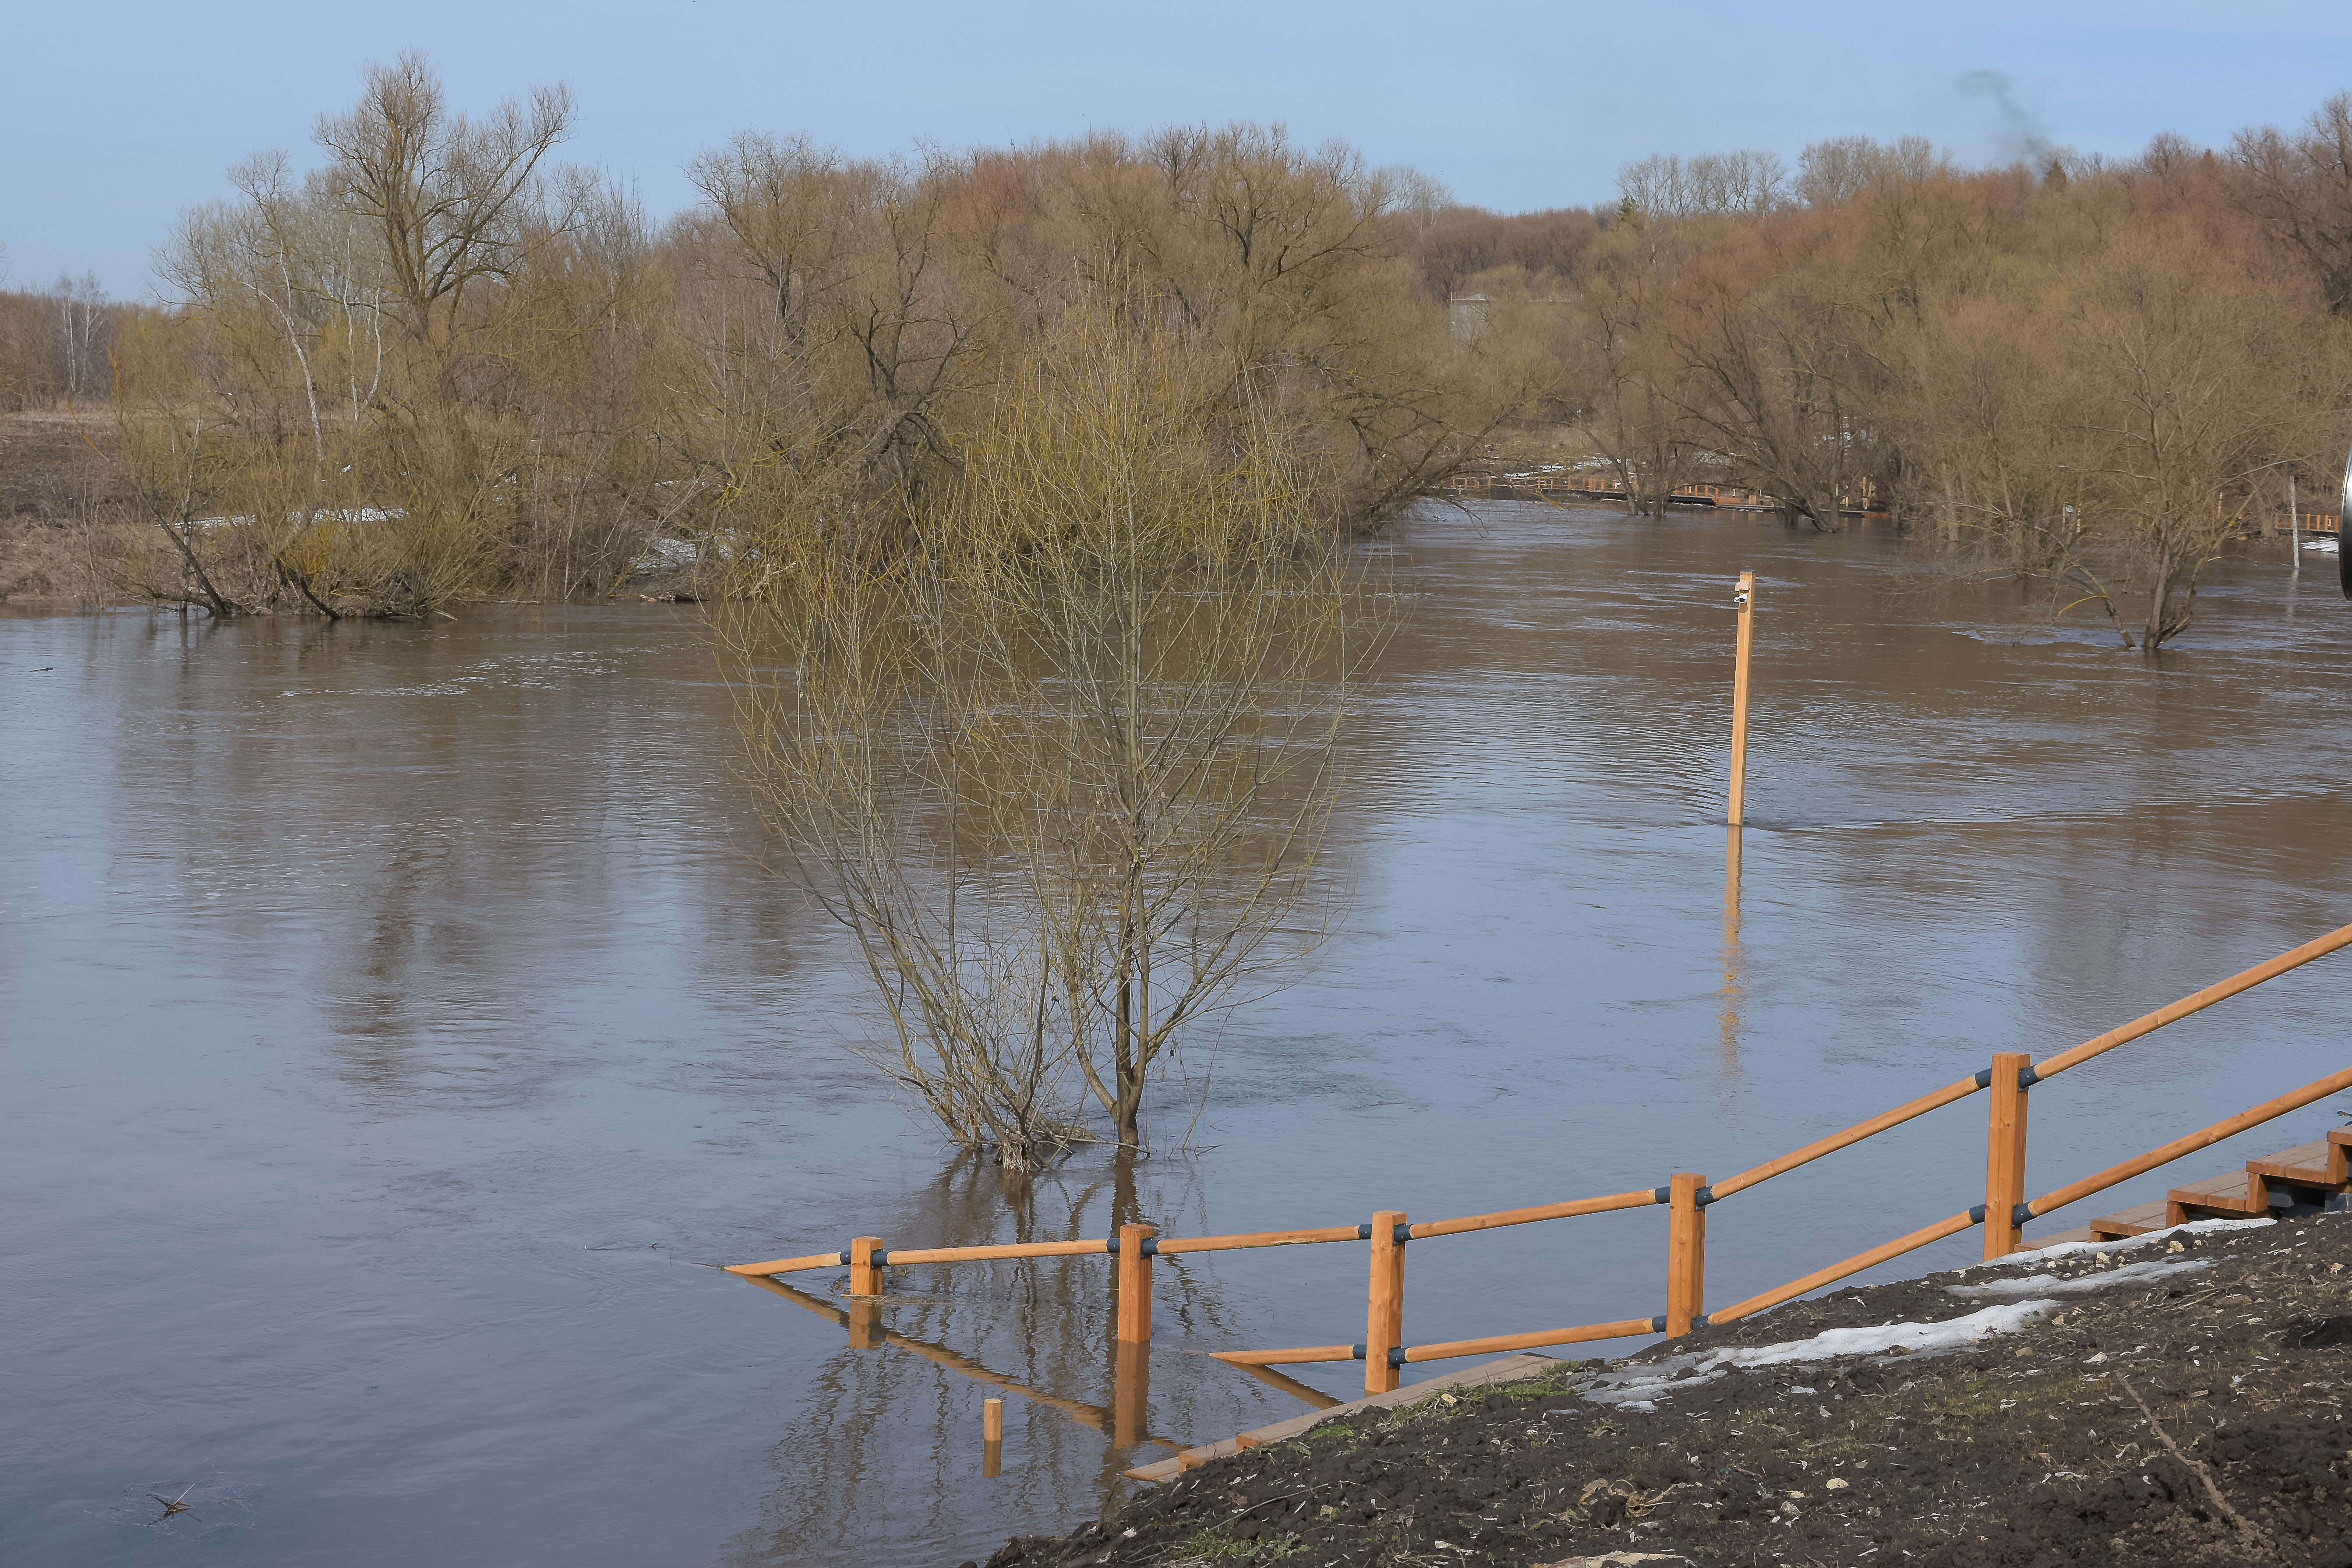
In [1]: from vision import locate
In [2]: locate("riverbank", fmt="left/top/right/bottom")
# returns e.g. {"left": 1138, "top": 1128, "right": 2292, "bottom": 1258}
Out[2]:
{"left": 974, "top": 1210, "right": 2352, "bottom": 1568}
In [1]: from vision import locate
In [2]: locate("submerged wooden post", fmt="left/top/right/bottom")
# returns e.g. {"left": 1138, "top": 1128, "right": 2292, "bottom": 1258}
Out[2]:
{"left": 1116, "top": 1223, "right": 1155, "bottom": 1345}
{"left": 982, "top": 1397, "right": 1003, "bottom": 1477}
{"left": 1666, "top": 1173, "right": 1709, "bottom": 1337}
{"left": 848, "top": 1235, "right": 886, "bottom": 1298}
{"left": 1364, "top": 1210, "right": 1407, "bottom": 1394}
{"left": 1113, "top": 1341, "right": 1150, "bottom": 1448}
{"left": 1728, "top": 572, "right": 1756, "bottom": 826}
{"left": 1983, "top": 1052, "right": 2032, "bottom": 1258}
{"left": 846, "top": 1299, "right": 883, "bottom": 1350}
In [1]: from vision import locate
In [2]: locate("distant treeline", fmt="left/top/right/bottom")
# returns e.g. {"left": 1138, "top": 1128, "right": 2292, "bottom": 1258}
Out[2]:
{"left": 15, "top": 56, "right": 2352, "bottom": 645}
{"left": 0, "top": 279, "right": 156, "bottom": 411}
{"left": 57, "top": 54, "right": 1546, "bottom": 618}
{"left": 1446, "top": 125, "right": 2352, "bottom": 648}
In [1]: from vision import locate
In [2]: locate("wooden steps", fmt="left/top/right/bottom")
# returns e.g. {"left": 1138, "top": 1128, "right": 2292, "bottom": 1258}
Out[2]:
{"left": 2070, "top": 1128, "right": 2351, "bottom": 1243}
{"left": 1135, "top": 1127, "right": 2352, "bottom": 1482}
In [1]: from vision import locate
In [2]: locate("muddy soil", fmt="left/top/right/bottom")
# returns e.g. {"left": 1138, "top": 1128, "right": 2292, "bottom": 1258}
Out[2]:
{"left": 973, "top": 1211, "right": 2352, "bottom": 1568}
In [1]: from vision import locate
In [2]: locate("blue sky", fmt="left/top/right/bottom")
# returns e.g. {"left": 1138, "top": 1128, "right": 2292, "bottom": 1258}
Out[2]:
{"left": 7, "top": 0, "right": 2352, "bottom": 298}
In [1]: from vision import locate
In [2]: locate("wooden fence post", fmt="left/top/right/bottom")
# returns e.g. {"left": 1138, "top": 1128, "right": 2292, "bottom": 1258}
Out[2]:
{"left": 1116, "top": 1223, "right": 1155, "bottom": 1345}
{"left": 1667, "top": 1174, "right": 1709, "bottom": 1336}
{"left": 849, "top": 1235, "right": 886, "bottom": 1297}
{"left": 1728, "top": 572, "right": 1756, "bottom": 827}
{"left": 983, "top": 1397, "right": 1003, "bottom": 1477}
{"left": 1365, "top": 1210, "right": 1407, "bottom": 1394}
{"left": 1983, "top": 1052, "right": 2032, "bottom": 1258}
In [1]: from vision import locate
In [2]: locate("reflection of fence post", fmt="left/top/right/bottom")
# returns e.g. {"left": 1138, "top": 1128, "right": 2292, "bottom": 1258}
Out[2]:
{"left": 1729, "top": 572, "right": 1756, "bottom": 826}
{"left": 1983, "top": 1052, "right": 2032, "bottom": 1258}
{"left": 1667, "top": 1174, "right": 1709, "bottom": 1337}
{"left": 1114, "top": 1342, "right": 1149, "bottom": 1447}
{"left": 849, "top": 1235, "right": 886, "bottom": 1297}
{"left": 1116, "top": 1223, "right": 1155, "bottom": 1344}
{"left": 1365, "top": 1211, "right": 1407, "bottom": 1394}
{"left": 847, "top": 1299, "right": 882, "bottom": 1349}
{"left": 983, "top": 1397, "right": 1003, "bottom": 1477}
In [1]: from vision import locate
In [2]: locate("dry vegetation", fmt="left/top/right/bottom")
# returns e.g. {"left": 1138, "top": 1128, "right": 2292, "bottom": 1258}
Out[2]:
{"left": 9, "top": 63, "right": 2352, "bottom": 652}
{"left": 1488, "top": 123, "right": 2352, "bottom": 651}
{"left": 0, "top": 54, "right": 1536, "bottom": 620}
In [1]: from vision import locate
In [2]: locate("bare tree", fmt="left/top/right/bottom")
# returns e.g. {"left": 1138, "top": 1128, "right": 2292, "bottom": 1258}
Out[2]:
{"left": 314, "top": 51, "right": 578, "bottom": 357}
{"left": 2069, "top": 240, "right": 2319, "bottom": 650}
{"left": 1616, "top": 151, "right": 1788, "bottom": 221}
{"left": 1795, "top": 136, "right": 1948, "bottom": 208}
{"left": 2229, "top": 93, "right": 2352, "bottom": 316}
{"left": 732, "top": 298, "right": 1375, "bottom": 1162}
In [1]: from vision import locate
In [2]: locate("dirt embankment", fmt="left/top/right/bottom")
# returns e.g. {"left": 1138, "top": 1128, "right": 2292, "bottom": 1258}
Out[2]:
{"left": 975, "top": 1212, "right": 2352, "bottom": 1568}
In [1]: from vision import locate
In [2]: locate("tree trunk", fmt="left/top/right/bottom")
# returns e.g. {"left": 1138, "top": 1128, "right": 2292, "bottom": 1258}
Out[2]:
{"left": 156, "top": 521, "right": 237, "bottom": 616}
{"left": 2142, "top": 562, "right": 2175, "bottom": 654}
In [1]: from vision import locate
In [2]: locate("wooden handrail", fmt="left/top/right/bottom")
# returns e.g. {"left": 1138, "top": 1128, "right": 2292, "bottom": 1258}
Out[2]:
{"left": 1711, "top": 1074, "right": 1983, "bottom": 1201}
{"left": 730, "top": 922, "right": 2352, "bottom": 1413}
{"left": 2021, "top": 1062, "right": 2352, "bottom": 1221}
{"left": 1407, "top": 1188, "right": 1657, "bottom": 1240}
{"left": 1708, "top": 1209, "right": 1979, "bottom": 1326}
{"left": 1704, "top": 923, "right": 2352, "bottom": 1206}
{"left": 1208, "top": 1345, "right": 1359, "bottom": 1366}
{"left": 2031, "top": 921, "right": 2352, "bottom": 1083}
{"left": 1401, "top": 1317, "right": 1661, "bottom": 1363}
{"left": 726, "top": 1239, "right": 1109, "bottom": 1276}
{"left": 1155, "top": 1225, "right": 1363, "bottom": 1256}
{"left": 732, "top": 922, "right": 2352, "bottom": 1275}
{"left": 725, "top": 1250, "right": 846, "bottom": 1277}
{"left": 1711, "top": 1059, "right": 2352, "bottom": 1328}
{"left": 729, "top": 1224, "right": 1369, "bottom": 1277}
{"left": 876, "top": 1239, "right": 1109, "bottom": 1267}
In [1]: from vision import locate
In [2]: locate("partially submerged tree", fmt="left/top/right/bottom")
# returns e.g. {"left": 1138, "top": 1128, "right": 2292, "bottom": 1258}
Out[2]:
{"left": 733, "top": 298, "right": 1374, "bottom": 1166}
{"left": 2066, "top": 234, "right": 2323, "bottom": 649}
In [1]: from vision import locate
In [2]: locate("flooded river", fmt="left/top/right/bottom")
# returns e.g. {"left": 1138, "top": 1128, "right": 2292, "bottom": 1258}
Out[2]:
{"left": 7, "top": 501, "right": 2351, "bottom": 1565}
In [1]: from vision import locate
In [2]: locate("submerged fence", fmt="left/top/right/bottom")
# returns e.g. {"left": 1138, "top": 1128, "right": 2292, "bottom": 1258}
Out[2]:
{"left": 728, "top": 921, "right": 2352, "bottom": 1398}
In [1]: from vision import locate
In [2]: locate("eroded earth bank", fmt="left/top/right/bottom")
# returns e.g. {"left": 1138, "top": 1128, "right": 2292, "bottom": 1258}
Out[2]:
{"left": 976, "top": 1211, "right": 2352, "bottom": 1568}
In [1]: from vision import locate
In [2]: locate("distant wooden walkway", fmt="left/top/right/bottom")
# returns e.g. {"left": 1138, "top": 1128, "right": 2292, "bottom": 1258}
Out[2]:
{"left": 1445, "top": 472, "right": 1890, "bottom": 519}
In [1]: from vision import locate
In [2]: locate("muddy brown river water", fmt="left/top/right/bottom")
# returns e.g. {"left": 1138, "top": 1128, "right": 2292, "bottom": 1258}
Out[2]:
{"left": 5, "top": 500, "right": 2351, "bottom": 1566}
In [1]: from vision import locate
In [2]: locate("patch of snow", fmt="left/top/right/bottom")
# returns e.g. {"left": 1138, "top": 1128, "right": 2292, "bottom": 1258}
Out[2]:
{"left": 2303, "top": 537, "right": 2340, "bottom": 554}
{"left": 1946, "top": 1258, "right": 2213, "bottom": 1298}
{"left": 1581, "top": 1302, "right": 2061, "bottom": 1408}
{"left": 2009, "top": 1217, "right": 2271, "bottom": 1265}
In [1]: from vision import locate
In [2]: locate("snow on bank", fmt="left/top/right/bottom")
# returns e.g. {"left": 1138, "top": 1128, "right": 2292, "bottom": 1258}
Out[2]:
{"left": 1946, "top": 1257, "right": 2212, "bottom": 1298}
{"left": 2009, "top": 1216, "right": 2272, "bottom": 1264}
{"left": 1581, "top": 1302, "right": 2061, "bottom": 1410}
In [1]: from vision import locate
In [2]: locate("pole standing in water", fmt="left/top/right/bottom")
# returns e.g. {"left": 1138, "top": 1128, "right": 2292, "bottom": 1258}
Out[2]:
{"left": 1728, "top": 572, "right": 1756, "bottom": 826}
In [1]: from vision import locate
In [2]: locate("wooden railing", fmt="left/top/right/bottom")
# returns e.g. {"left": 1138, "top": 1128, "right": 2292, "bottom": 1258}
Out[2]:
{"left": 2274, "top": 510, "right": 2344, "bottom": 535}
{"left": 728, "top": 921, "right": 2352, "bottom": 1399}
